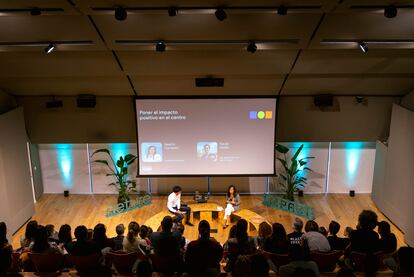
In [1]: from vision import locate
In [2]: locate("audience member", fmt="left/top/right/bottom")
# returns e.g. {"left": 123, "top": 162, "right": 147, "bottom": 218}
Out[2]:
{"left": 123, "top": 221, "right": 145, "bottom": 254}
{"left": 65, "top": 225, "right": 101, "bottom": 256}
{"left": 319, "top": 226, "right": 328, "bottom": 237}
{"left": 136, "top": 260, "right": 152, "bottom": 277}
{"left": 139, "top": 225, "right": 151, "bottom": 246}
{"left": 176, "top": 222, "right": 189, "bottom": 250}
{"left": 112, "top": 224, "right": 125, "bottom": 251}
{"left": 396, "top": 246, "right": 414, "bottom": 276}
{"left": 45, "top": 224, "right": 59, "bottom": 243}
{"left": 0, "top": 222, "right": 12, "bottom": 274}
{"left": 327, "top": 220, "right": 350, "bottom": 251}
{"left": 151, "top": 216, "right": 182, "bottom": 256}
{"left": 256, "top": 222, "right": 272, "bottom": 250}
{"left": 302, "top": 220, "right": 331, "bottom": 252}
{"left": 57, "top": 224, "right": 72, "bottom": 253}
{"left": 225, "top": 219, "right": 257, "bottom": 273}
{"left": 287, "top": 218, "right": 304, "bottom": 247}
{"left": 185, "top": 220, "right": 223, "bottom": 276}
{"left": 263, "top": 223, "right": 289, "bottom": 254}
{"left": 234, "top": 253, "right": 270, "bottom": 277}
{"left": 348, "top": 210, "right": 379, "bottom": 254}
{"left": 377, "top": 221, "right": 397, "bottom": 254}
{"left": 20, "top": 220, "right": 38, "bottom": 248}
{"left": 92, "top": 223, "right": 114, "bottom": 250}
{"left": 343, "top": 226, "right": 353, "bottom": 238}
{"left": 223, "top": 225, "right": 237, "bottom": 252}
{"left": 279, "top": 245, "right": 320, "bottom": 277}
{"left": 29, "top": 225, "right": 61, "bottom": 254}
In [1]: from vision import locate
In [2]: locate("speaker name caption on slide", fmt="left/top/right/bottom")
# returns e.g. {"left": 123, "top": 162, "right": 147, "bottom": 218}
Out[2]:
{"left": 139, "top": 110, "right": 186, "bottom": 121}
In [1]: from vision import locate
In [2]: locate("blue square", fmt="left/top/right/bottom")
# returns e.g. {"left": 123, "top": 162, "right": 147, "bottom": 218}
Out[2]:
{"left": 249, "top": 111, "right": 257, "bottom": 119}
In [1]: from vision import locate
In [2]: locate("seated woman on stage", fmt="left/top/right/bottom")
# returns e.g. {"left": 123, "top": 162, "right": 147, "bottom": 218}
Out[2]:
{"left": 223, "top": 185, "right": 240, "bottom": 229}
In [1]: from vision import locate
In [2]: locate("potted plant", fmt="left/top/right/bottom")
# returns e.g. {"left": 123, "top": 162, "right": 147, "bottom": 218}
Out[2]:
{"left": 92, "top": 148, "right": 137, "bottom": 203}
{"left": 275, "top": 143, "right": 313, "bottom": 201}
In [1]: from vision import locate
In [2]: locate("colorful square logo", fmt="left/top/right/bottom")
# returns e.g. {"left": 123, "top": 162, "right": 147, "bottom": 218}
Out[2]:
{"left": 249, "top": 111, "right": 257, "bottom": 119}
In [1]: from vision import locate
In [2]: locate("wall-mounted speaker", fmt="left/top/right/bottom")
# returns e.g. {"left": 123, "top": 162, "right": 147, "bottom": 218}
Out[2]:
{"left": 314, "top": 94, "right": 333, "bottom": 108}
{"left": 77, "top": 94, "right": 96, "bottom": 108}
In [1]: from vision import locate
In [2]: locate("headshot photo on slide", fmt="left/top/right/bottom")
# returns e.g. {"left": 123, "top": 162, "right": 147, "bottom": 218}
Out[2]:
{"left": 197, "top": 142, "right": 218, "bottom": 162}
{"left": 141, "top": 142, "right": 162, "bottom": 162}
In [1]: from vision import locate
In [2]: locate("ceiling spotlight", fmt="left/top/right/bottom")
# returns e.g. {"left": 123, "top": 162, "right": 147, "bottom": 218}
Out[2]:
{"left": 277, "top": 5, "right": 288, "bottom": 15}
{"left": 156, "top": 41, "right": 166, "bottom": 52}
{"left": 44, "top": 43, "right": 56, "bottom": 54}
{"left": 30, "top": 7, "right": 41, "bottom": 16}
{"left": 247, "top": 42, "right": 257, "bottom": 53}
{"left": 384, "top": 5, "right": 397, "bottom": 18}
{"left": 215, "top": 8, "right": 227, "bottom": 21}
{"left": 168, "top": 6, "right": 178, "bottom": 16}
{"left": 115, "top": 7, "right": 127, "bottom": 21}
{"left": 359, "top": 41, "right": 368, "bottom": 53}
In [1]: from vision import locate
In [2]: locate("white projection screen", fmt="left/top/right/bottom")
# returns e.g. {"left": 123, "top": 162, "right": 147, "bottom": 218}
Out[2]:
{"left": 135, "top": 97, "right": 277, "bottom": 176}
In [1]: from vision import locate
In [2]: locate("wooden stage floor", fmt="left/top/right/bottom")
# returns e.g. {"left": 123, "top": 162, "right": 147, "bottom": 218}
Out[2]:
{"left": 12, "top": 194, "right": 406, "bottom": 249}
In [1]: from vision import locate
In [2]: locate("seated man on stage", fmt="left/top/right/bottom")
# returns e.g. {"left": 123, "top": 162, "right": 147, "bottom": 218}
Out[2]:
{"left": 167, "top": 186, "right": 194, "bottom": 226}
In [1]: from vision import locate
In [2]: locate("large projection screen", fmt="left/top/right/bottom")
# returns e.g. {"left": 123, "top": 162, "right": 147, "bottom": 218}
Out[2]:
{"left": 135, "top": 97, "right": 276, "bottom": 176}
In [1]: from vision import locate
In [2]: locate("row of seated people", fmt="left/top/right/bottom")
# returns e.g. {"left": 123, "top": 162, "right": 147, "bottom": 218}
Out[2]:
{"left": 0, "top": 209, "right": 413, "bottom": 277}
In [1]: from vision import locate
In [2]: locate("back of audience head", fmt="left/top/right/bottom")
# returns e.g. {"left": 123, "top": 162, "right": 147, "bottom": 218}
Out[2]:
{"left": 25, "top": 220, "right": 38, "bottom": 241}
{"left": 305, "top": 220, "right": 319, "bottom": 232}
{"left": 127, "top": 221, "right": 140, "bottom": 242}
{"left": 248, "top": 254, "right": 269, "bottom": 277}
{"left": 45, "top": 224, "right": 55, "bottom": 237}
{"left": 271, "top": 223, "right": 287, "bottom": 240}
{"left": 236, "top": 219, "right": 248, "bottom": 242}
{"left": 344, "top": 226, "right": 353, "bottom": 238}
{"left": 115, "top": 224, "right": 125, "bottom": 236}
{"left": 136, "top": 260, "right": 152, "bottom": 277}
{"left": 74, "top": 225, "right": 88, "bottom": 242}
{"left": 93, "top": 223, "right": 107, "bottom": 242}
{"left": 198, "top": 220, "right": 210, "bottom": 240}
{"left": 176, "top": 222, "right": 185, "bottom": 235}
{"left": 258, "top": 222, "right": 272, "bottom": 239}
{"left": 228, "top": 225, "right": 237, "bottom": 239}
{"left": 319, "top": 226, "right": 328, "bottom": 237}
{"left": 0, "top": 222, "right": 7, "bottom": 245}
{"left": 32, "top": 225, "right": 50, "bottom": 253}
{"left": 358, "top": 210, "right": 378, "bottom": 230}
{"left": 288, "top": 245, "right": 306, "bottom": 261}
{"left": 139, "top": 225, "right": 149, "bottom": 239}
{"left": 377, "top": 221, "right": 391, "bottom": 236}
{"left": 58, "top": 224, "right": 72, "bottom": 244}
{"left": 161, "top": 216, "right": 173, "bottom": 232}
{"left": 398, "top": 246, "right": 414, "bottom": 276}
{"left": 293, "top": 217, "right": 304, "bottom": 233}
{"left": 329, "top": 220, "right": 341, "bottom": 236}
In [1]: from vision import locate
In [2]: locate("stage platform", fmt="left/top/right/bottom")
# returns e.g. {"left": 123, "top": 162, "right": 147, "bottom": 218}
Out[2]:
{"left": 12, "top": 194, "right": 406, "bottom": 249}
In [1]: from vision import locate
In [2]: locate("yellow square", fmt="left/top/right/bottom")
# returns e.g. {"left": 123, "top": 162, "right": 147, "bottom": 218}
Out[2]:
{"left": 265, "top": 111, "right": 273, "bottom": 119}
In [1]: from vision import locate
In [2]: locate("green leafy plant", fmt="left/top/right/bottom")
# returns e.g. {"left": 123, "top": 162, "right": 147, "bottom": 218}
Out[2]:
{"left": 92, "top": 148, "right": 137, "bottom": 203}
{"left": 275, "top": 143, "right": 313, "bottom": 201}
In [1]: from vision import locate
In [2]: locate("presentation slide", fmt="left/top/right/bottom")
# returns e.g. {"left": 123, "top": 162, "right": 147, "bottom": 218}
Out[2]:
{"left": 135, "top": 98, "right": 276, "bottom": 175}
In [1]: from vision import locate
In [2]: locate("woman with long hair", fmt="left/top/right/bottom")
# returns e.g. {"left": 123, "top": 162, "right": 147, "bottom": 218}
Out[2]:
{"left": 30, "top": 225, "right": 61, "bottom": 254}
{"left": 20, "top": 220, "right": 38, "bottom": 249}
{"left": 264, "top": 223, "right": 289, "bottom": 254}
{"left": 223, "top": 185, "right": 240, "bottom": 229}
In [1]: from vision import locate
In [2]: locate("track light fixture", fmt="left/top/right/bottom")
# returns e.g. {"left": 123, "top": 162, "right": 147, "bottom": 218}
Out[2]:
{"left": 247, "top": 42, "right": 257, "bottom": 53}
{"left": 168, "top": 6, "right": 178, "bottom": 16}
{"left": 156, "top": 41, "right": 166, "bottom": 52}
{"left": 115, "top": 7, "right": 127, "bottom": 21}
{"left": 277, "top": 5, "right": 288, "bottom": 15}
{"left": 359, "top": 41, "right": 368, "bottom": 53}
{"left": 384, "top": 5, "right": 397, "bottom": 18}
{"left": 30, "top": 7, "right": 41, "bottom": 16}
{"left": 45, "top": 43, "right": 56, "bottom": 54}
{"left": 215, "top": 8, "right": 227, "bottom": 21}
